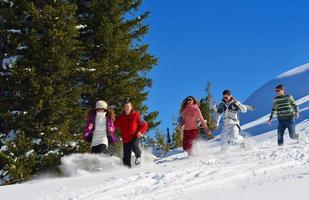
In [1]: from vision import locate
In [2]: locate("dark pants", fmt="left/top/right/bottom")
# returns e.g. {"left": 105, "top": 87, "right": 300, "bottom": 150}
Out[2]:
{"left": 123, "top": 138, "right": 141, "bottom": 168}
{"left": 91, "top": 144, "right": 109, "bottom": 154}
{"left": 278, "top": 119, "right": 298, "bottom": 145}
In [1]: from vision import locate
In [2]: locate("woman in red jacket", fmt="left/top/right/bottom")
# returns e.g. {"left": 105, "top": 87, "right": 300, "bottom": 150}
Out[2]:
{"left": 115, "top": 100, "right": 148, "bottom": 168}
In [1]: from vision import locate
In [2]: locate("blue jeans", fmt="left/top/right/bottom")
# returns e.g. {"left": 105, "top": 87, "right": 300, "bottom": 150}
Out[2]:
{"left": 278, "top": 119, "right": 298, "bottom": 145}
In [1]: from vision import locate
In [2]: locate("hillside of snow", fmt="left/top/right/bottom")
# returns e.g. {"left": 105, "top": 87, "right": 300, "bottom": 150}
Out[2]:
{"left": 0, "top": 120, "right": 309, "bottom": 200}
{"left": 241, "top": 63, "right": 309, "bottom": 135}
{"left": 1, "top": 63, "right": 309, "bottom": 200}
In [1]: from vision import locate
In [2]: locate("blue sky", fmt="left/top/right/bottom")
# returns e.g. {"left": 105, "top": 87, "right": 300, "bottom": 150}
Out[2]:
{"left": 140, "top": 0, "right": 309, "bottom": 133}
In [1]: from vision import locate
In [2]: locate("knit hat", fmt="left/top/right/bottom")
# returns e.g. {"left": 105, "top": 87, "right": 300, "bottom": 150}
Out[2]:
{"left": 96, "top": 100, "right": 108, "bottom": 109}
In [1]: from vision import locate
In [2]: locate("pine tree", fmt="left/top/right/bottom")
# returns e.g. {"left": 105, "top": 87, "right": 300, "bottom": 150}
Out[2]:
{"left": 154, "top": 129, "right": 169, "bottom": 155}
{"left": 76, "top": 0, "right": 159, "bottom": 129}
{"left": 141, "top": 134, "right": 155, "bottom": 148}
{"left": 199, "top": 82, "right": 216, "bottom": 139}
{"left": 0, "top": 1, "right": 87, "bottom": 184}
{"left": 171, "top": 117, "right": 183, "bottom": 148}
{"left": 166, "top": 128, "right": 172, "bottom": 146}
{"left": 172, "top": 127, "right": 183, "bottom": 148}
{"left": 0, "top": 0, "right": 159, "bottom": 184}
{"left": 3, "top": 133, "right": 37, "bottom": 184}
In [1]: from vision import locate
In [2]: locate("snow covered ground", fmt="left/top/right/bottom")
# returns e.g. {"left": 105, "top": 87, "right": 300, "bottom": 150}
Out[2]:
{"left": 1, "top": 64, "right": 308, "bottom": 199}
{"left": 0, "top": 119, "right": 309, "bottom": 200}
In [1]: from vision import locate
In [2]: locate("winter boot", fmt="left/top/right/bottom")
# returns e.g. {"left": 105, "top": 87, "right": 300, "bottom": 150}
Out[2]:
{"left": 135, "top": 157, "right": 141, "bottom": 165}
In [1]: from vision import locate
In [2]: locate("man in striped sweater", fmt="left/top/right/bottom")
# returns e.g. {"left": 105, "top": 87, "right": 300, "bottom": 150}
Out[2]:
{"left": 268, "top": 85, "right": 300, "bottom": 146}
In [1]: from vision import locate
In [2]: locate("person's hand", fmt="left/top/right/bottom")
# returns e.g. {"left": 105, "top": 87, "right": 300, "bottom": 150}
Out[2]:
{"left": 137, "top": 132, "right": 143, "bottom": 138}
{"left": 207, "top": 132, "right": 215, "bottom": 139}
{"left": 88, "top": 123, "right": 94, "bottom": 130}
{"left": 268, "top": 120, "right": 272, "bottom": 126}
{"left": 294, "top": 113, "right": 299, "bottom": 118}
{"left": 247, "top": 105, "right": 256, "bottom": 111}
{"left": 212, "top": 101, "right": 217, "bottom": 108}
{"left": 109, "top": 127, "right": 115, "bottom": 132}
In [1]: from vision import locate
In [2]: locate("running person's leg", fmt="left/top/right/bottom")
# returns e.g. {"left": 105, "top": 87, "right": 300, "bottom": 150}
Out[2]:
{"left": 122, "top": 142, "right": 132, "bottom": 167}
{"left": 287, "top": 119, "right": 299, "bottom": 140}
{"left": 220, "top": 125, "right": 231, "bottom": 151}
{"left": 183, "top": 130, "right": 199, "bottom": 155}
{"left": 232, "top": 125, "right": 244, "bottom": 146}
{"left": 183, "top": 130, "right": 192, "bottom": 154}
{"left": 131, "top": 138, "right": 141, "bottom": 157}
{"left": 278, "top": 120, "right": 287, "bottom": 146}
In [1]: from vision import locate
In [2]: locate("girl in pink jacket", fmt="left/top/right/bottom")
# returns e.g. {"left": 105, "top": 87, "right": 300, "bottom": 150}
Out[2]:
{"left": 180, "top": 96, "right": 211, "bottom": 155}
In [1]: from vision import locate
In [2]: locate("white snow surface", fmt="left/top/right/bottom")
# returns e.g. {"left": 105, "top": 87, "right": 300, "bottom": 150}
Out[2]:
{"left": 0, "top": 120, "right": 309, "bottom": 200}
{"left": 277, "top": 63, "right": 309, "bottom": 79}
{"left": 1, "top": 64, "right": 309, "bottom": 200}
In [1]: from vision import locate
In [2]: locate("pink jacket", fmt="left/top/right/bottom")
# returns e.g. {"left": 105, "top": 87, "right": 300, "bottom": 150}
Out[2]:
{"left": 181, "top": 104, "right": 209, "bottom": 131}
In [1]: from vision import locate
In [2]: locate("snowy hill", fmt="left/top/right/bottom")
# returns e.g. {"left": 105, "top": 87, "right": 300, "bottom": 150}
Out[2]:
{"left": 241, "top": 63, "right": 309, "bottom": 135}
{"left": 1, "top": 64, "right": 309, "bottom": 200}
{"left": 0, "top": 122, "right": 309, "bottom": 200}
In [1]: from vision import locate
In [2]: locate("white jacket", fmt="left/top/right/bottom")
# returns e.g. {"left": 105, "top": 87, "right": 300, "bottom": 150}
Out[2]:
{"left": 214, "top": 99, "right": 247, "bottom": 127}
{"left": 91, "top": 112, "right": 109, "bottom": 147}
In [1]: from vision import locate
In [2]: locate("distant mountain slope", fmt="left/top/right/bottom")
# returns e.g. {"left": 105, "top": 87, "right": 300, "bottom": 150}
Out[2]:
{"left": 241, "top": 63, "right": 309, "bottom": 135}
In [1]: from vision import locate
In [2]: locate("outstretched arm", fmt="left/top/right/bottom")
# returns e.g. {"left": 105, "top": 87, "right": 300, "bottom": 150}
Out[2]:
{"left": 269, "top": 101, "right": 277, "bottom": 121}
{"left": 234, "top": 100, "right": 248, "bottom": 113}
{"left": 246, "top": 105, "right": 256, "bottom": 111}
{"left": 83, "top": 115, "right": 94, "bottom": 140}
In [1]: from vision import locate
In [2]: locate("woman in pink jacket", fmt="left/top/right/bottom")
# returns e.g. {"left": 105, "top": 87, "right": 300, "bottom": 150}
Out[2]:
{"left": 180, "top": 96, "right": 211, "bottom": 155}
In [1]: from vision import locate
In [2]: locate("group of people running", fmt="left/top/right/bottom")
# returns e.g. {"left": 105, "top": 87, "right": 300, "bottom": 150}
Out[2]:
{"left": 83, "top": 84, "right": 300, "bottom": 167}
{"left": 83, "top": 100, "right": 147, "bottom": 168}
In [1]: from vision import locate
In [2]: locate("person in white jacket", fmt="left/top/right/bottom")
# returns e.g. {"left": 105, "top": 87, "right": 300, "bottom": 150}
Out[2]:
{"left": 213, "top": 90, "right": 249, "bottom": 150}
{"left": 84, "top": 100, "right": 117, "bottom": 154}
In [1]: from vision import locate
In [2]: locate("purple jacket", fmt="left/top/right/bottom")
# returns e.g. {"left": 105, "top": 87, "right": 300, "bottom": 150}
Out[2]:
{"left": 83, "top": 114, "right": 118, "bottom": 144}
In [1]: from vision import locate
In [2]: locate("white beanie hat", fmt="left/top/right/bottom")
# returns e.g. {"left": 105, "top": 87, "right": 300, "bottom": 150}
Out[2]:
{"left": 96, "top": 100, "right": 108, "bottom": 109}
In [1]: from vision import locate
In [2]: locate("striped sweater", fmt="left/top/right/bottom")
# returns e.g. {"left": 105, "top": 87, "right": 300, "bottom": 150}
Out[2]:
{"left": 270, "top": 94, "right": 299, "bottom": 121}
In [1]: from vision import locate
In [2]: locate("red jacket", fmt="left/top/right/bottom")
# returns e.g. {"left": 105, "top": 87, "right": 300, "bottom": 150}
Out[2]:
{"left": 114, "top": 110, "right": 148, "bottom": 143}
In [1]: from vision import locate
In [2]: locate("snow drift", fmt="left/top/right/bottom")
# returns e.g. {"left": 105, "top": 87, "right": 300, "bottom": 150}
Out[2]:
{"left": 59, "top": 149, "right": 157, "bottom": 177}
{"left": 59, "top": 154, "right": 123, "bottom": 176}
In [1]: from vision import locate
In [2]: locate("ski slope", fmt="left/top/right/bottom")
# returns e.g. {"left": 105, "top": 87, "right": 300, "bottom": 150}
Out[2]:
{"left": 241, "top": 94, "right": 309, "bottom": 135}
{"left": 0, "top": 120, "right": 309, "bottom": 200}
{"left": 242, "top": 63, "right": 309, "bottom": 135}
{"left": 1, "top": 64, "right": 309, "bottom": 199}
